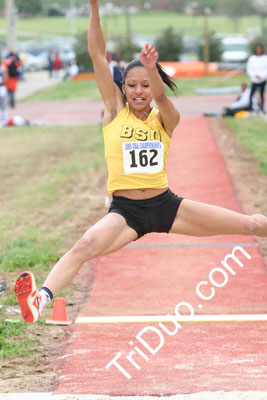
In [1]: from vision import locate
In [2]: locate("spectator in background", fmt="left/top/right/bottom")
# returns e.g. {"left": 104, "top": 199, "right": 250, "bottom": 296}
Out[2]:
{"left": 62, "top": 61, "right": 79, "bottom": 81}
{"left": 2, "top": 51, "right": 21, "bottom": 108}
{"left": 106, "top": 52, "right": 112, "bottom": 63}
{"left": 246, "top": 44, "right": 267, "bottom": 114}
{"left": 53, "top": 53, "right": 61, "bottom": 78}
{"left": 222, "top": 83, "right": 259, "bottom": 116}
{"left": 6, "top": 115, "right": 41, "bottom": 127}
{"left": 0, "top": 64, "right": 8, "bottom": 126}
{"left": 109, "top": 53, "right": 125, "bottom": 92}
{"left": 47, "top": 50, "right": 54, "bottom": 78}
{"left": 18, "top": 51, "right": 26, "bottom": 81}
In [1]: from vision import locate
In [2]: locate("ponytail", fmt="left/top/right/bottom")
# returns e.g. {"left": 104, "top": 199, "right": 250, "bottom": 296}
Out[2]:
{"left": 156, "top": 62, "right": 178, "bottom": 94}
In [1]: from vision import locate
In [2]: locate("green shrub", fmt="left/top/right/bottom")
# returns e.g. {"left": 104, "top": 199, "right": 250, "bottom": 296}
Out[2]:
{"left": 155, "top": 27, "right": 183, "bottom": 61}
{"left": 74, "top": 30, "right": 94, "bottom": 72}
{"left": 114, "top": 37, "right": 140, "bottom": 62}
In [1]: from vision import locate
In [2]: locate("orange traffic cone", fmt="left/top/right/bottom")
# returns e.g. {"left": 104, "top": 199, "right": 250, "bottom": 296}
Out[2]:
{"left": 46, "top": 297, "right": 72, "bottom": 325}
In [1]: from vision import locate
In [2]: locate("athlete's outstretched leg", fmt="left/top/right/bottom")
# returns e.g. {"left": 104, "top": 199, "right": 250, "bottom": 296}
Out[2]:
{"left": 15, "top": 213, "right": 137, "bottom": 322}
{"left": 170, "top": 199, "right": 267, "bottom": 237}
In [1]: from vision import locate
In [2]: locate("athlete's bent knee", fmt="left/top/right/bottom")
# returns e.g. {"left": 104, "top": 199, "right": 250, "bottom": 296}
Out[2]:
{"left": 71, "top": 236, "right": 94, "bottom": 261}
{"left": 248, "top": 214, "right": 267, "bottom": 236}
{"left": 246, "top": 214, "right": 262, "bottom": 236}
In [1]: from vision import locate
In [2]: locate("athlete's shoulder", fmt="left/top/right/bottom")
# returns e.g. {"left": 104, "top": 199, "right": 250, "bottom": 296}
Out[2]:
{"left": 103, "top": 104, "right": 129, "bottom": 130}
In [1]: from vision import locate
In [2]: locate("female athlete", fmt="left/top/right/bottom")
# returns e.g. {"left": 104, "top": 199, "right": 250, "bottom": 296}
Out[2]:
{"left": 15, "top": 0, "right": 267, "bottom": 322}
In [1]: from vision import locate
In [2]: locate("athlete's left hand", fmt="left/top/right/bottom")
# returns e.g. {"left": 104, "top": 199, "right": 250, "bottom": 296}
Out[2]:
{"left": 140, "top": 43, "right": 159, "bottom": 69}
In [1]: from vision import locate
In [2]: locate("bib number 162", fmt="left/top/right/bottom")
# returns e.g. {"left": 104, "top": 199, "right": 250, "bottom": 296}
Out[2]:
{"left": 123, "top": 141, "right": 164, "bottom": 174}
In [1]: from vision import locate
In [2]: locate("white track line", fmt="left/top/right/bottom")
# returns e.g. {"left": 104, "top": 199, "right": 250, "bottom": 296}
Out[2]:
{"left": 75, "top": 314, "right": 267, "bottom": 324}
{"left": 1, "top": 392, "right": 267, "bottom": 400}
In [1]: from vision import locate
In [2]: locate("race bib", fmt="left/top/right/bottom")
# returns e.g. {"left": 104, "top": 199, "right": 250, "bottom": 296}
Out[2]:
{"left": 122, "top": 141, "right": 164, "bottom": 174}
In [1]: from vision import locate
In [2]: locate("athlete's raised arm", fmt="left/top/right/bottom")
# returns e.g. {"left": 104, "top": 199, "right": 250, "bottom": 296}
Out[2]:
{"left": 88, "top": 0, "right": 124, "bottom": 124}
{"left": 140, "top": 43, "right": 180, "bottom": 136}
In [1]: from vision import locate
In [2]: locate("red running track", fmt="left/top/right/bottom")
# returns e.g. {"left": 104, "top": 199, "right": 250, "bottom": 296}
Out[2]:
{"left": 54, "top": 117, "right": 267, "bottom": 395}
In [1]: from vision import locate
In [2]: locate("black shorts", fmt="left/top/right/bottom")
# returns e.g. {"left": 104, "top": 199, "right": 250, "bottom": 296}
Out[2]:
{"left": 108, "top": 189, "right": 184, "bottom": 238}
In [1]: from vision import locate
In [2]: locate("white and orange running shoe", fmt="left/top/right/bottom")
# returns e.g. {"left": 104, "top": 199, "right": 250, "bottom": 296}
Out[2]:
{"left": 14, "top": 271, "right": 40, "bottom": 323}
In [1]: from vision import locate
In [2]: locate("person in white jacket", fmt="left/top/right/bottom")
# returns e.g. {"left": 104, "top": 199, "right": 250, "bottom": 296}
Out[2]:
{"left": 246, "top": 44, "right": 267, "bottom": 113}
{"left": 222, "top": 83, "right": 259, "bottom": 116}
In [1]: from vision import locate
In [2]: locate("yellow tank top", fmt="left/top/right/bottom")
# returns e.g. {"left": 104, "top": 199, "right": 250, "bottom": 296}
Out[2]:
{"left": 103, "top": 104, "right": 171, "bottom": 194}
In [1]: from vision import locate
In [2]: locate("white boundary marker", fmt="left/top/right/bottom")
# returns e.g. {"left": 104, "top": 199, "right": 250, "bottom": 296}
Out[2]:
{"left": 75, "top": 314, "right": 267, "bottom": 324}
{"left": 1, "top": 392, "right": 267, "bottom": 399}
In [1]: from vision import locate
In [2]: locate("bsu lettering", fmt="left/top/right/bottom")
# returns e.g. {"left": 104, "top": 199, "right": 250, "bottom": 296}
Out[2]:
{"left": 120, "top": 124, "right": 161, "bottom": 142}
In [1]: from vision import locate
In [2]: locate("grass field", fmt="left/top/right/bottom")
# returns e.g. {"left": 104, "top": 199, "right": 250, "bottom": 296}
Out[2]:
{"left": 224, "top": 117, "right": 267, "bottom": 175}
{"left": 26, "top": 73, "right": 251, "bottom": 102}
{"left": 0, "top": 124, "right": 105, "bottom": 256}
{"left": 0, "top": 318, "right": 37, "bottom": 359}
{"left": 0, "top": 124, "right": 106, "bottom": 360}
{"left": 0, "top": 12, "right": 263, "bottom": 39}
{"left": 26, "top": 79, "right": 101, "bottom": 102}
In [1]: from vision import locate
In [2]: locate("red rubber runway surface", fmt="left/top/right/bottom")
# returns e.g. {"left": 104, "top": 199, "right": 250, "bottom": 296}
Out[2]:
{"left": 54, "top": 118, "right": 267, "bottom": 395}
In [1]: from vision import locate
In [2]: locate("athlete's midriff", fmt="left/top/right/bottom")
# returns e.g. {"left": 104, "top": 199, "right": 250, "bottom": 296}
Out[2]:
{"left": 112, "top": 187, "right": 168, "bottom": 200}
